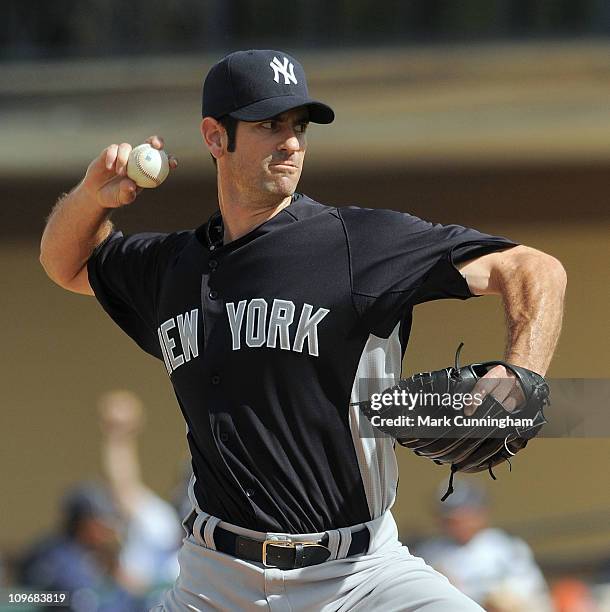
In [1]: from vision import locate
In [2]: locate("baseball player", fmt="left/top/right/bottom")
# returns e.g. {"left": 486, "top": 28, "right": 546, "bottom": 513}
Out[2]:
{"left": 40, "top": 50, "right": 566, "bottom": 611}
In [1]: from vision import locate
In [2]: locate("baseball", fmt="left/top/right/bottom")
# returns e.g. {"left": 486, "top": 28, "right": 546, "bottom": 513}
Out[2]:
{"left": 126, "top": 143, "right": 170, "bottom": 188}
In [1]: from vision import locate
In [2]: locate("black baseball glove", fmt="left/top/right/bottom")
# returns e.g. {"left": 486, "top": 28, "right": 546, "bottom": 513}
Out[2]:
{"left": 356, "top": 344, "right": 549, "bottom": 500}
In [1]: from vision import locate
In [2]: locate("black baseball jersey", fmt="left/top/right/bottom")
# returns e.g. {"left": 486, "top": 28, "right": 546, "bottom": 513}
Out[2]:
{"left": 87, "top": 194, "right": 516, "bottom": 534}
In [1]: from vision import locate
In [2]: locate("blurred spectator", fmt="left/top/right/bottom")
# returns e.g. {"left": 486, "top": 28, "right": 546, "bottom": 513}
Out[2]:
{"left": 18, "top": 482, "right": 143, "bottom": 611}
{"left": 415, "top": 481, "right": 553, "bottom": 611}
{"left": 98, "top": 390, "right": 181, "bottom": 594}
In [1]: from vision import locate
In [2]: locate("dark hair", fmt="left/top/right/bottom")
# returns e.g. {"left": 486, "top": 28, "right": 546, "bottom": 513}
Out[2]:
{"left": 211, "top": 114, "right": 238, "bottom": 166}
{"left": 61, "top": 483, "right": 117, "bottom": 537}
{"left": 220, "top": 115, "right": 238, "bottom": 152}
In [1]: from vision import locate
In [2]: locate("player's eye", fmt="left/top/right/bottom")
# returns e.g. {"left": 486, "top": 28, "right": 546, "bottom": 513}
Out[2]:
{"left": 295, "top": 122, "right": 309, "bottom": 134}
{"left": 259, "top": 121, "right": 277, "bottom": 130}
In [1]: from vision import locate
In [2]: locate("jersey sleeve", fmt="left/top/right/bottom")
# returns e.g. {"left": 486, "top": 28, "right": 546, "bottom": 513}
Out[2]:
{"left": 87, "top": 230, "right": 186, "bottom": 358}
{"left": 338, "top": 206, "right": 518, "bottom": 337}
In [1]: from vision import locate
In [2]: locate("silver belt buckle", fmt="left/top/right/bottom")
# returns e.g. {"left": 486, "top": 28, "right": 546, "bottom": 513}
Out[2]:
{"left": 261, "top": 539, "right": 319, "bottom": 567}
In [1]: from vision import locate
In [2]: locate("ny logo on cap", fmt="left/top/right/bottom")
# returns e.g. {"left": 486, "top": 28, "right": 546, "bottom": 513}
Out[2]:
{"left": 269, "top": 56, "right": 297, "bottom": 85}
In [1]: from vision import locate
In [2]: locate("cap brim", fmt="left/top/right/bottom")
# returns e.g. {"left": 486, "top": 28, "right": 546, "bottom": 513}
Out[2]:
{"left": 229, "top": 95, "right": 334, "bottom": 124}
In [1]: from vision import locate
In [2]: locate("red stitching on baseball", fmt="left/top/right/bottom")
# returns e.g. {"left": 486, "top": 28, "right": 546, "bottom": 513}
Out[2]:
{"left": 135, "top": 149, "right": 161, "bottom": 185}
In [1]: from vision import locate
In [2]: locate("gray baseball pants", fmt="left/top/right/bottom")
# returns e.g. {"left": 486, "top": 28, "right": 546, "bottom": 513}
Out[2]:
{"left": 152, "top": 510, "right": 482, "bottom": 611}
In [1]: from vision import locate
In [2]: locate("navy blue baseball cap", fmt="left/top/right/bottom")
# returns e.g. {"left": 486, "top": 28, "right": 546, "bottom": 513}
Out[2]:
{"left": 202, "top": 49, "right": 334, "bottom": 124}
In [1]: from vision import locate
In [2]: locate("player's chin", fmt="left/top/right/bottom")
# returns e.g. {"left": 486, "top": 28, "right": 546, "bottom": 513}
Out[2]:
{"left": 263, "top": 175, "right": 300, "bottom": 197}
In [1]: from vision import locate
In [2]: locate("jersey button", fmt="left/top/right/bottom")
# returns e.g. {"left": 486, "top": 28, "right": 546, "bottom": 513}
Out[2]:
{"left": 245, "top": 489, "right": 254, "bottom": 498}
{"left": 209, "top": 290, "right": 218, "bottom": 300}
{"left": 220, "top": 432, "right": 229, "bottom": 442}
{"left": 208, "top": 259, "right": 218, "bottom": 270}
{"left": 211, "top": 375, "right": 221, "bottom": 385}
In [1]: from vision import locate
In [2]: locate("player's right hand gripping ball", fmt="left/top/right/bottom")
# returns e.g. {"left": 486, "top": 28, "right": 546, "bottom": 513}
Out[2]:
{"left": 127, "top": 143, "right": 170, "bottom": 188}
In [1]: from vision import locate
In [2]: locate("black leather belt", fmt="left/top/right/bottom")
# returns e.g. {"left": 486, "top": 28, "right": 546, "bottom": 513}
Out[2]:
{"left": 184, "top": 511, "right": 370, "bottom": 570}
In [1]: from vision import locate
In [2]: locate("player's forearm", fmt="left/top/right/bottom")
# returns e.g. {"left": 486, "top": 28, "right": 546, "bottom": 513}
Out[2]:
{"left": 40, "top": 181, "right": 114, "bottom": 289}
{"left": 495, "top": 250, "right": 567, "bottom": 375}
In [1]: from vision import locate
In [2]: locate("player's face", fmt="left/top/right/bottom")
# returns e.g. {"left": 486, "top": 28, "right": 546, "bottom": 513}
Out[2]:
{"left": 227, "top": 108, "right": 309, "bottom": 201}
{"left": 442, "top": 508, "right": 488, "bottom": 544}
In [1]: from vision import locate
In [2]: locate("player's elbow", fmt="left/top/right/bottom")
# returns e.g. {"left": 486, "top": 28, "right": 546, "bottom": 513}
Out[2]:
{"left": 39, "top": 240, "right": 59, "bottom": 283}
{"left": 489, "top": 246, "right": 565, "bottom": 297}
{"left": 544, "top": 254, "right": 567, "bottom": 292}
{"left": 39, "top": 238, "right": 66, "bottom": 287}
{"left": 526, "top": 249, "right": 567, "bottom": 292}
{"left": 39, "top": 246, "right": 93, "bottom": 295}
{"left": 504, "top": 246, "right": 567, "bottom": 293}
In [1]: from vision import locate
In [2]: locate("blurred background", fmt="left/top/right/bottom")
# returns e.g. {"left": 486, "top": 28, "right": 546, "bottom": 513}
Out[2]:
{"left": 2, "top": 1, "right": 609, "bottom": 610}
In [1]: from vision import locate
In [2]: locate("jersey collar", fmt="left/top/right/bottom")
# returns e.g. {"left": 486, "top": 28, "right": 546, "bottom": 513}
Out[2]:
{"left": 196, "top": 193, "right": 304, "bottom": 251}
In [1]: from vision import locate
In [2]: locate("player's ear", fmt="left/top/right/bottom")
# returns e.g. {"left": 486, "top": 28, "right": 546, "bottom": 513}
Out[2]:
{"left": 201, "top": 117, "right": 225, "bottom": 160}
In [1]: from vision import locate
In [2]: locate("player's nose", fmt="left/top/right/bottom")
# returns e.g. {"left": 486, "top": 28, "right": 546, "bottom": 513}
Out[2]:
{"left": 278, "top": 127, "right": 303, "bottom": 152}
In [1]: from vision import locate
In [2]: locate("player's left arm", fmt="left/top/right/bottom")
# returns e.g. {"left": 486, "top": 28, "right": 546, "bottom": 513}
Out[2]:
{"left": 456, "top": 245, "right": 567, "bottom": 413}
